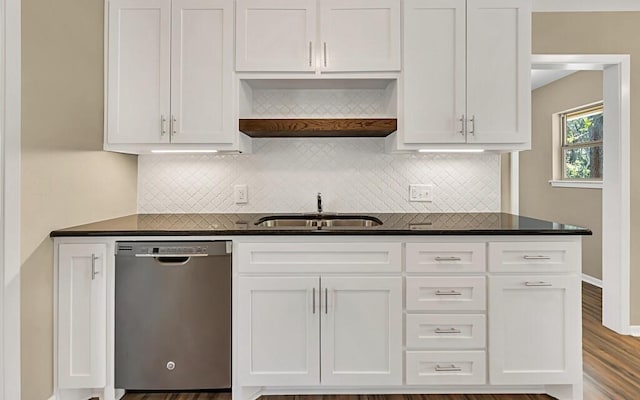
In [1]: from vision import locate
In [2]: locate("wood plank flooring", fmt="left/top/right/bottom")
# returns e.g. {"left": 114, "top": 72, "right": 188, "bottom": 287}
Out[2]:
{"left": 123, "top": 283, "right": 640, "bottom": 400}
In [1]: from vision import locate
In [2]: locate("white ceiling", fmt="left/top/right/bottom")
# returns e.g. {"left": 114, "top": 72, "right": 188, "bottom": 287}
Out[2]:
{"left": 531, "top": 69, "right": 578, "bottom": 91}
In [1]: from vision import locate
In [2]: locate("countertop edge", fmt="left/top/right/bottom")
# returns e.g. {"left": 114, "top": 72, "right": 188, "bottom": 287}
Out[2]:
{"left": 50, "top": 229, "right": 593, "bottom": 238}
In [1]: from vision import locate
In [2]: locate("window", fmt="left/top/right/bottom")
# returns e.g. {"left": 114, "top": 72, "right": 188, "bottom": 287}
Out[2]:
{"left": 560, "top": 103, "right": 603, "bottom": 180}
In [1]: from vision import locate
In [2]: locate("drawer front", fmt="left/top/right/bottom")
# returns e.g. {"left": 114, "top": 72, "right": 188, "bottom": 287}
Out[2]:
{"left": 237, "top": 242, "right": 401, "bottom": 273}
{"left": 406, "top": 351, "right": 486, "bottom": 385}
{"left": 406, "top": 276, "right": 486, "bottom": 311}
{"left": 406, "top": 314, "right": 486, "bottom": 349}
{"left": 406, "top": 243, "right": 486, "bottom": 273}
{"left": 488, "top": 242, "right": 579, "bottom": 273}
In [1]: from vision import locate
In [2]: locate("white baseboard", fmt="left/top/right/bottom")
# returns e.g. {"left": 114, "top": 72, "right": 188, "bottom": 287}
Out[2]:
{"left": 582, "top": 273, "right": 603, "bottom": 288}
{"left": 628, "top": 326, "right": 640, "bottom": 337}
{"left": 48, "top": 396, "right": 57, "bottom": 400}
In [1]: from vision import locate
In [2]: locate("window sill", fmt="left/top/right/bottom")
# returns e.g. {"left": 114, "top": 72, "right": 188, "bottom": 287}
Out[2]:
{"left": 548, "top": 180, "right": 603, "bottom": 189}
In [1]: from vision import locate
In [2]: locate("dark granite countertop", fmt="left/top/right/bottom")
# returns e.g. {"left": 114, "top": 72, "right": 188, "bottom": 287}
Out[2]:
{"left": 50, "top": 213, "right": 591, "bottom": 237}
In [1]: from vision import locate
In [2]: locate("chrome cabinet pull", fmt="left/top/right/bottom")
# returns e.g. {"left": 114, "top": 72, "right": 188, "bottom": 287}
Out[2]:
{"left": 435, "top": 327, "right": 462, "bottom": 334}
{"left": 459, "top": 115, "right": 465, "bottom": 136}
{"left": 325, "top": 288, "right": 328, "bottom": 314}
{"left": 435, "top": 290, "right": 462, "bottom": 296}
{"left": 161, "top": 115, "right": 167, "bottom": 136}
{"left": 323, "top": 42, "right": 327, "bottom": 67}
{"left": 525, "top": 281, "right": 553, "bottom": 287}
{"left": 435, "top": 364, "right": 462, "bottom": 372}
{"left": 171, "top": 115, "right": 177, "bottom": 135}
{"left": 435, "top": 256, "right": 462, "bottom": 262}
{"left": 312, "top": 287, "right": 316, "bottom": 314}
{"left": 523, "top": 255, "right": 552, "bottom": 260}
{"left": 91, "top": 254, "right": 100, "bottom": 280}
{"left": 468, "top": 115, "right": 475, "bottom": 135}
{"left": 309, "top": 42, "right": 313, "bottom": 66}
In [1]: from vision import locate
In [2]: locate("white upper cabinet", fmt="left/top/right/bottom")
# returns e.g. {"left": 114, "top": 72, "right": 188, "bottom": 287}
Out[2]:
{"left": 171, "top": 0, "right": 234, "bottom": 143}
{"left": 236, "top": 0, "right": 316, "bottom": 71}
{"left": 466, "top": 0, "right": 531, "bottom": 144}
{"left": 319, "top": 0, "right": 401, "bottom": 72}
{"left": 108, "top": 0, "right": 171, "bottom": 144}
{"left": 400, "top": 0, "right": 531, "bottom": 149}
{"left": 403, "top": 0, "right": 466, "bottom": 144}
{"left": 107, "top": 0, "right": 237, "bottom": 149}
{"left": 235, "top": 0, "right": 401, "bottom": 73}
{"left": 58, "top": 243, "right": 108, "bottom": 389}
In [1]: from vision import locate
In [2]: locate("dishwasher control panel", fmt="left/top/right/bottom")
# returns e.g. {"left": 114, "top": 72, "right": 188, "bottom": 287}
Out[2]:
{"left": 116, "top": 241, "right": 230, "bottom": 256}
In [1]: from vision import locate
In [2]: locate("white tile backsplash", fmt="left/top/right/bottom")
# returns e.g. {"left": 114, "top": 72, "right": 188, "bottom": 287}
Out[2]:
{"left": 137, "top": 138, "right": 500, "bottom": 213}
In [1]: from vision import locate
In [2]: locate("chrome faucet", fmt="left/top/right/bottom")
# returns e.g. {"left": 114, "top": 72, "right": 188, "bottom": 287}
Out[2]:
{"left": 317, "top": 192, "right": 323, "bottom": 214}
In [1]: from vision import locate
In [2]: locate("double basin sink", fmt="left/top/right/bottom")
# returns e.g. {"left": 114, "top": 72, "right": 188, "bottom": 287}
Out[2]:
{"left": 255, "top": 214, "right": 382, "bottom": 229}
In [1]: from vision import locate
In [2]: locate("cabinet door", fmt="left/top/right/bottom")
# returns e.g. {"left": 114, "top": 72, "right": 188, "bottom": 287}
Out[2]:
{"left": 171, "top": 0, "right": 234, "bottom": 144}
{"left": 58, "top": 243, "right": 107, "bottom": 389}
{"left": 320, "top": 0, "right": 401, "bottom": 72}
{"left": 402, "top": 0, "right": 466, "bottom": 144}
{"left": 320, "top": 276, "right": 402, "bottom": 385}
{"left": 238, "top": 276, "right": 320, "bottom": 386}
{"left": 466, "top": 0, "right": 531, "bottom": 144}
{"left": 108, "top": 0, "right": 171, "bottom": 144}
{"left": 236, "top": 0, "right": 316, "bottom": 71}
{"left": 489, "top": 275, "right": 581, "bottom": 385}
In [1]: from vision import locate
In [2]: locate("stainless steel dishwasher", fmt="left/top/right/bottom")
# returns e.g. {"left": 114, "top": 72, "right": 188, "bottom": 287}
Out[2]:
{"left": 115, "top": 241, "right": 231, "bottom": 391}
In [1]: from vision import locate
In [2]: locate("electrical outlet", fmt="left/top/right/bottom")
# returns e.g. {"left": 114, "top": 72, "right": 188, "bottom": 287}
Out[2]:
{"left": 234, "top": 184, "right": 248, "bottom": 204}
{"left": 409, "top": 184, "right": 433, "bottom": 202}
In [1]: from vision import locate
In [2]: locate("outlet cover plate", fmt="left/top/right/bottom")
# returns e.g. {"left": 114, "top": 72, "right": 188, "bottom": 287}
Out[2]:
{"left": 409, "top": 184, "right": 433, "bottom": 202}
{"left": 234, "top": 184, "right": 248, "bottom": 204}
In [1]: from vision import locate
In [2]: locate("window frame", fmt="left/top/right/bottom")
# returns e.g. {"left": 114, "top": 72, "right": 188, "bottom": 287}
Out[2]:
{"left": 559, "top": 102, "right": 604, "bottom": 181}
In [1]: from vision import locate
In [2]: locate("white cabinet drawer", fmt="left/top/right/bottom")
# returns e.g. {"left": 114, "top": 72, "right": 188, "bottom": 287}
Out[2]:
{"left": 237, "top": 242, "right": 401, "bottom": 273}
{"left": 406, "top": 276, "right": 486, "bottom": 311}
{"left": 488, "top": 242, "right": 579, "bottom": 273}
{"left": 406, "top": 351, "right": 486, "bottom": 385}
{"left": 406, "top": 314, "right": 486, "bottom": 349}
{"left": 406, "top": 242, "right": 486, "bottom": 273}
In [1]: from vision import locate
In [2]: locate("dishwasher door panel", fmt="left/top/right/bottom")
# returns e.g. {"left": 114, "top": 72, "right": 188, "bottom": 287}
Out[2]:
{"left": 115, "top": 250, "right": 231, "bottom": 390}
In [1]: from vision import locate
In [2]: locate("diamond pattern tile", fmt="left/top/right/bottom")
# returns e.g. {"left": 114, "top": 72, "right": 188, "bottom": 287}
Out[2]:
{"left": 251, "top": 89, "right": 391, "bottom": 118}
{"left": 137, "top": 138, "right": 501, "bottom": 213}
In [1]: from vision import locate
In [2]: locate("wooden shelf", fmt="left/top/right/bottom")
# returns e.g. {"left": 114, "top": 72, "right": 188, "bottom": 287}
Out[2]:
{"left": 239, "top": 118, "right": 397, "bottom": 138}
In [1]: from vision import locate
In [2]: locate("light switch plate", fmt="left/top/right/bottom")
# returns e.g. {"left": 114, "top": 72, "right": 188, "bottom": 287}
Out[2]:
{"left": 409, "top": 184, "right": 433, "bottom": 202}
{"left": 234, "top": 184, "right": 248, "bottom": 204}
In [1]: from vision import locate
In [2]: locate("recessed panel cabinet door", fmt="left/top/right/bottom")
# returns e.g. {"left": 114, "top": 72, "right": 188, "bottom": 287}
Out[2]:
{"left": 489, "top": 275, "right": 581, "bottom": 385}
{"left": 320, "top": 276, "right": 402, "bottom": 385}
{"left": 171, "top": 0, "right": 234, "bottom": 144}
{"left": 236, "top": 0, "right": 316, "bottom": 71}
{"left": 108, "top": 0, "right": 171, "bottom": 144}
{"left": 58, "top": 244, "right": 107, "bottom": 389}
{"left": 320, "top": 0, "right": 401, "bottom": 72}
{"left": 402, "top": 0, "right": 466, "bottom": 143}
{"left": 466, "top": 0, "right": 531, "bottom": 144}
{"left": 238, "top": 276, "right": 320, "bottom": 386}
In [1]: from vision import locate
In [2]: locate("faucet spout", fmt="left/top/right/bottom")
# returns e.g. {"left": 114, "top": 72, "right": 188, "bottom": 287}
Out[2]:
{"left": 317, "top": 192, "right": 323, "bottom": 214}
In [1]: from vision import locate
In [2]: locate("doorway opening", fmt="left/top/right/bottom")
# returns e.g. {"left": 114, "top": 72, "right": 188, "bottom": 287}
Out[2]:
{"left": 511, "top": 54, "right": 631, "bottom": 335}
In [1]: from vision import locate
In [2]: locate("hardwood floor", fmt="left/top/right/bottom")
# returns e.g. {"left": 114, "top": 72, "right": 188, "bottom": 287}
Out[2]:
{"left": 123, "top": 283, "right": 640, "bottom": 400}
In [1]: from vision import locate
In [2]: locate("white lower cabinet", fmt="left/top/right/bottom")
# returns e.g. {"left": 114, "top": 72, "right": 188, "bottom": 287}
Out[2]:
{"left": 238, "top": 276, "right": 320, "bottom": 386}
{"left": 58, "top": 243, "right": 108, "bottom": 389}
{"left": 320, "top": 276, "right": 402, "bottom": 385}
{"left": 238, "top": 275, "right": 402, "bottom": 386}
{"left": 489, "top": 275, "right": 582, "bottom": 385}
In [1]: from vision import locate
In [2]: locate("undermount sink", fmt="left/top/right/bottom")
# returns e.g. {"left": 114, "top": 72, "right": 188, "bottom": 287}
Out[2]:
{"left": 254, "top": 214, "right": 383, "bottom": 228}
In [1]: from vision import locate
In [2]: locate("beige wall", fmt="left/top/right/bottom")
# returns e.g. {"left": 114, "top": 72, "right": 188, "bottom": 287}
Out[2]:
{"left": 21, "top": 0, "right": 138, "bottom": 399}
{"left": 521, "top": 71, "right": 603, "bottom": 279}
{"left": 533, "top": 12, "right": 640, "bottom": 323}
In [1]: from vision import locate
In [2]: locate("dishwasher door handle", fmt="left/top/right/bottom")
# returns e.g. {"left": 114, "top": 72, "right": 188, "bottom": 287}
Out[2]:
{"left": 152, "top": 256, "right": 193, "bottom": 266}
